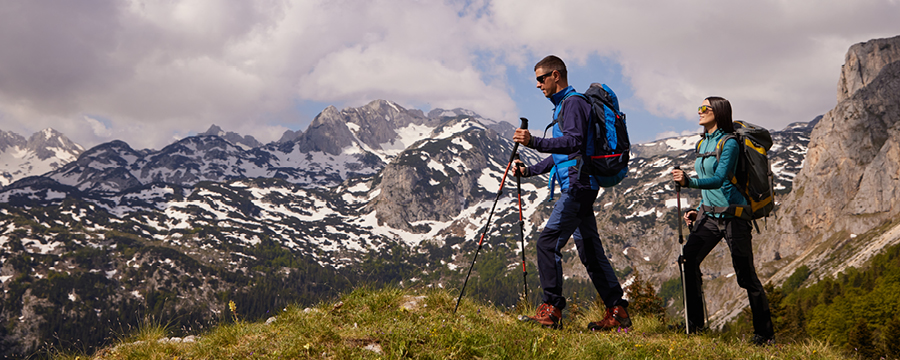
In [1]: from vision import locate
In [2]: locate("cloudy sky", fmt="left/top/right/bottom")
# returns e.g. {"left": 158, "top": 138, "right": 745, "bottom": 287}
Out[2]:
{"left": 1, "top": 0, "right": 898, "bottom": 150}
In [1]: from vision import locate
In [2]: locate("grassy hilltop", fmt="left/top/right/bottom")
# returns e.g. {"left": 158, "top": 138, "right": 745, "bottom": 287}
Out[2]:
{"left": 54, "top": 287, "right": 846, "bottom": 360}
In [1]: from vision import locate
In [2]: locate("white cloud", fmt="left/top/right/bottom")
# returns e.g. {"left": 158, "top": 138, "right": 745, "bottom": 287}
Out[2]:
{"left": 83, "top": 116, "right": 112, "bottom": 138}
{"left": 655, "top": 129, "right": 701, "bottom": 141}
{"left": 486, "top": 0, "right": 900, "bottom": 130}
{"left": 297, "top": 44, "right": 515, "bottom": 121}
{"left": 0, "top": 0, "right": 897, "bottom": 149}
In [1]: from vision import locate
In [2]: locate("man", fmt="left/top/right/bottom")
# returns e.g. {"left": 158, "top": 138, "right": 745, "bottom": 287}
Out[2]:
{"left": 513, "top": 55, "right": 630, "bottom": 330}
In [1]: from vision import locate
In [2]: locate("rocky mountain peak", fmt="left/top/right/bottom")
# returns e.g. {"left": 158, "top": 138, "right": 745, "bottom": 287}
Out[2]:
{"left": 79, "top": 139, "right": 139, "bottom": 158}
{"left": 838, "top": 35, "right": 900, "bottom": 102}
{"left": 427, "top": 108, "right": 516, "bottom": 138}
{"left": 203, "top": 124, "right": 225, "bottom": 135}
{"left": 298, "top": 106, "right": 355, "bottom": 155}
{"left": 345, "top": 100, "right": 434, "bottom": 151}
{"left": 0, "top": 130, "right": 26, "bottom": 152}
{"left": 199, "top": 124, "right": 262, "bottom": 150}
{"left": 277, "top": 129, "right": 303, "bottom": 143}
{"left": 297, "top": 101, "right": 436, "bottom": 156}
{"left": 25, "top": 128, "right": 84, "bottom": 162}
{"left": 363, "top": 100, "right": 427, "bottom": 122}
{"left": 364, "top": 99, "right": 402, "bottom": 114}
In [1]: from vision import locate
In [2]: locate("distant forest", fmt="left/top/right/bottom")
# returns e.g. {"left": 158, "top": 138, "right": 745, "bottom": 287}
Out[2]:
{"left": 722, "top": 243, "right": 900, "bottom": 359}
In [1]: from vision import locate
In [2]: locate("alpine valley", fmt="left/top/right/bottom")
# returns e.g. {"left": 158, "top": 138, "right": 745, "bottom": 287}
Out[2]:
{"left": 2, "top": 35, "right": 900, "bottom": 357}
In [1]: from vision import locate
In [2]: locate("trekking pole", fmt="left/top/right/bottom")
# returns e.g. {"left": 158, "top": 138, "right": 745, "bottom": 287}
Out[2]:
{"left": 514, "top": 152, "right": 528, "bottom": 304}
{"left": 454, "top": 117, "right": 529, "bottom": 314}
{"left": 675, "top": 166, "right": 689, "bottom": 335}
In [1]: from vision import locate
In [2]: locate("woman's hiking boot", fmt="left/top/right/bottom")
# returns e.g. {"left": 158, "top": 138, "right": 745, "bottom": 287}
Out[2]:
{"left": 587, "top": 305, "right": 631, "bottom": 331}
{"left": 751, "top": 334, "right": 774, "bottom": 346}
{"left": 518, "top": 303, "right": 562, "bottom": 329}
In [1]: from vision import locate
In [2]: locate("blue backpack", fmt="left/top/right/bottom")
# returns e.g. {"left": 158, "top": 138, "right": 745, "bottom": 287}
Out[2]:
{"left": 582, "top": 83, "right": 630, "bottom": 180}
{"left": 548, "top": 83, "right": 630, "bottom": 188}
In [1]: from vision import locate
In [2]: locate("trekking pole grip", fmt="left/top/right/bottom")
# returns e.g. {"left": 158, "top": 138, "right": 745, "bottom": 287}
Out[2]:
{"left": 674, "top": 165, "right": 682, "bottom": 191}
{"left": 509, "top": 118, "right": 530, "bottom": 164}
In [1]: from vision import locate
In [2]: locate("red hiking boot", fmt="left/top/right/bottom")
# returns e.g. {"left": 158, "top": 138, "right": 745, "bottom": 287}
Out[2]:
{"left": 587, "top": 305, "right": 631, "bottom": 331}
{"left": 518, "top": 303, "right": 562, "bottom": 329}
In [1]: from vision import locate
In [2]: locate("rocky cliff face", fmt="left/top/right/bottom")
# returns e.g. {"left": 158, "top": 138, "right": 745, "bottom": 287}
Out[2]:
{"left": 769, "top": 35, "right": 900, "bottom": 265}
{"left": 838, "top": 37, "right": 900, "bottom": 103}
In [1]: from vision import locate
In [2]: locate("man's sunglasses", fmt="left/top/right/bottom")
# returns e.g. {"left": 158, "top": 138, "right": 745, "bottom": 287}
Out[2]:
{"left": 536, "top": 71, "right": 555, "bottom": 83}
{"left": 698, "top": 105, "right": 714, "bottom": 113}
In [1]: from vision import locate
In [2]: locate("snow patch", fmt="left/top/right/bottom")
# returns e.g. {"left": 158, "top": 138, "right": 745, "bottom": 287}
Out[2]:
{"left": 379, "top": 123, "right": 436, "bottom": 157}
{"left": 665, "top": 198, "right": 692, "bottom": 208}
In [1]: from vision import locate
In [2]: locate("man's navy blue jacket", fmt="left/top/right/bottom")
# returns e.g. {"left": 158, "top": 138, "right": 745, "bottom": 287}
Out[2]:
{"left": 526, "top": 86, "right": 599, "bottom": 194}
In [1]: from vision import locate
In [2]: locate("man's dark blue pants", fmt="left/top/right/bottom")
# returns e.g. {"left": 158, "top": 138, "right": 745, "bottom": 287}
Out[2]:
{"left": 536, "top": 187, "right": 625, "bottom": 310}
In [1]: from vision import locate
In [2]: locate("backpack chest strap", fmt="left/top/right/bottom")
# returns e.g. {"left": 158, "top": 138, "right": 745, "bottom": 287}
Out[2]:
{"left": 695, "top": 136, "right": 733, "bottom": 159}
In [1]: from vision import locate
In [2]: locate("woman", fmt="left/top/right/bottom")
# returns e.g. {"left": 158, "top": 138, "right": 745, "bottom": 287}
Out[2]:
{"left": 671, "top": 96, "right": 774, "bottom": 345}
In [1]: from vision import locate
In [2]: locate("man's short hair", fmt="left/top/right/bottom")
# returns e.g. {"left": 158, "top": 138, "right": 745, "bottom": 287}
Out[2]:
{"left": 534, "top": 55, "right": 567, "bottom": 81}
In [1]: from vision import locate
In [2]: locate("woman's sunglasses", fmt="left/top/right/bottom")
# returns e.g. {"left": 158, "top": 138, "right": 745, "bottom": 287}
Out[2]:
{"left": 698, "top": 105, "right": 714, "bottom": 113}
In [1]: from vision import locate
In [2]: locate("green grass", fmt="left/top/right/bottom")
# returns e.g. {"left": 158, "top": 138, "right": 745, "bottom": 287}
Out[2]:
{"left": 71, "top": 287, "right": 846, "bottom": 360}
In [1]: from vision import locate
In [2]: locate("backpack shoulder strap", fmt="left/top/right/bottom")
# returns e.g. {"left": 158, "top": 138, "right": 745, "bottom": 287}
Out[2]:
{"left": 545, "top": 92, "right": 586, "bottom": 137}
{"left": 714, "top": 134, "right": 739, "bottom": 161}
{"left": 716, "top": 134, "right": 742, "bottom": 187}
